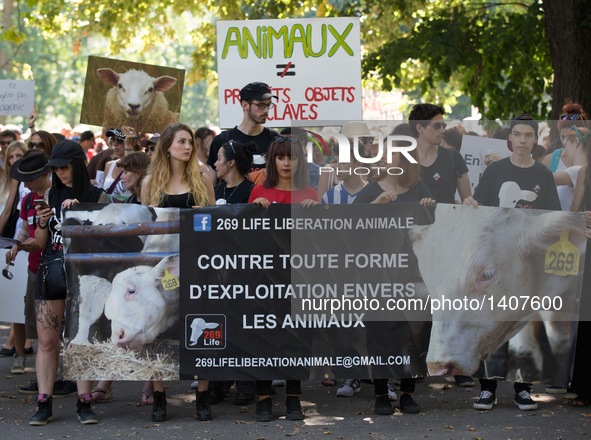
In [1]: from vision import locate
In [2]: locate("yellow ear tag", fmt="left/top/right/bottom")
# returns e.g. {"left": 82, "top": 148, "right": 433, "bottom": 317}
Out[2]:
{"left": 544, "top": 230, "right": 580, "bottom": 276}
{"left": 161, "top": 269, "right": 179, "bottom": 290}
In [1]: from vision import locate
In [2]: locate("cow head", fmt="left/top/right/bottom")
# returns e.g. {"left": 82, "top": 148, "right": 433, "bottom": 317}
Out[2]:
{"left": 105, "top": 254, "right": 180, "bottom": 349}
{"left": 410, "top": 204, "right": 586, "bottom": 376}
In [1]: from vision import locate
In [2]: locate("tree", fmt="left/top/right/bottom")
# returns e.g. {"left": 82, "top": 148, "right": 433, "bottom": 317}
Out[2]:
{"left": 362, "top": 0, "right": 591, "bottom": 120}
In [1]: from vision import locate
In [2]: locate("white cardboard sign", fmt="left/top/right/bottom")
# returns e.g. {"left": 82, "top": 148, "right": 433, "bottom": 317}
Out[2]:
{"left": 216, "top": 17, "right": 362, "bottom": 128}
{"left": 460, "top": 135, "right": 511, "bottom": 191}
{"left": 0, "top": 80, "right": 35, "bottom": 116}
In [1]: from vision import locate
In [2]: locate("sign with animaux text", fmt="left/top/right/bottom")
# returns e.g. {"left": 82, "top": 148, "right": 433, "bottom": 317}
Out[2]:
{"left": 216, "top": 17, "right": 361, "bottom": 128}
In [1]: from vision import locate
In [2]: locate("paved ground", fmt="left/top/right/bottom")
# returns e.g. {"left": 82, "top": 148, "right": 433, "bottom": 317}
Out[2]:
{"left": 1, "top": 323, "right": 590, "bottom": 440}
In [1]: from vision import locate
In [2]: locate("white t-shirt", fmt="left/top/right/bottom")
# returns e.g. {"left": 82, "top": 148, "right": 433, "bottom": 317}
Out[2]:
{"left": 557, "top": 165, "right": 582, "bottom": 211}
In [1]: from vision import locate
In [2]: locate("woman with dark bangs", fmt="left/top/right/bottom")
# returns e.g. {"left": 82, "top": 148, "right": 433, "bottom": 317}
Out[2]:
{"left": 248, "top": 136, "right": 318, "bottom": 422}
{"left": 248, "top": 136, "right": 318, "bottom": 207}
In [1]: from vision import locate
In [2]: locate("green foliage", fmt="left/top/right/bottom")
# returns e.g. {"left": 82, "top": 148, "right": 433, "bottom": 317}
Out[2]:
{"left": 362, "top": 1, "right": 553, "bottom": 119}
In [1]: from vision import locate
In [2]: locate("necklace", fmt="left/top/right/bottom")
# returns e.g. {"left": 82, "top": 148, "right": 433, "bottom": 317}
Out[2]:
{"left": 223, "top": 180, "right": 244, "bottom": 203}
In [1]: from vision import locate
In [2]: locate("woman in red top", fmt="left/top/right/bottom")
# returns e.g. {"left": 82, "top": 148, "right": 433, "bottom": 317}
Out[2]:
{"left": 248, "top": 136, "right": 317, "bottom": 421}
{"left": 248, "top": 136, "right": 318, "bottom": 207}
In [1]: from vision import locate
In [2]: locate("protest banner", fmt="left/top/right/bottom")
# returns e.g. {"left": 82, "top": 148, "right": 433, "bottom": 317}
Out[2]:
{"left": 59, "top": 203, "right": 585, "bottom": 386}
{"left": 80, "top": 56, "right": 185, "bottom": 133}
{"left": 179, "top": 203, "right": 585, "bottom": 386}
{"left": 0, "top": 80, "right": 35, "bottom": 116}
{"left": 216, "top": 17, "right": 362, "bottom": 128}
{"left": 62, "top": 204, "right": 180, "bottom": 380}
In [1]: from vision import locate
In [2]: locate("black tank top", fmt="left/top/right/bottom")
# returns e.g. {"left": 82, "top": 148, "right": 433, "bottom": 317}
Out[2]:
{"left": 160, "top": 193, "right": 197, "bottom": 208}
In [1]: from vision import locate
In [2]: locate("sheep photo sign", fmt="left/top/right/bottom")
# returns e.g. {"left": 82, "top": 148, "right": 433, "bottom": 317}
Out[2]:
{"left": 80, "top": 56, "right": 185, "bottom": 133}
{"left": 62, "top": 204, "right": 181, "bottom": 381}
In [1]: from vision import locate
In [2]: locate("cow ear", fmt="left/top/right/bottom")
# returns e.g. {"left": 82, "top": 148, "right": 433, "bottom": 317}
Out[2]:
{"left": 152, "top": 254, "right": 180, "bottom": 283}
{"left": 527, "top": 211, "right": 587, "bottom": 250}
{"left": 97, "top": 68, "right": 120, "bottom": 86}
{"left": 409, "top": 224, "right": 431, "bottom": 256}
{"left": 153, "top": 76, "right": 177, "bottom": 92}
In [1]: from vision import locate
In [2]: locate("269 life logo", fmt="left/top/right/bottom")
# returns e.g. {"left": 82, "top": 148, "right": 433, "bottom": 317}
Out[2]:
{"left": 185, "top": 314, "right": 226, "bottom": 350}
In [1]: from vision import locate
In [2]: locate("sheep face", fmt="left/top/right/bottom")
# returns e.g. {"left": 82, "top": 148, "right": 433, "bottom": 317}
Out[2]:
{"left": 97, "top": 68, "right": 177, "bottom": 121}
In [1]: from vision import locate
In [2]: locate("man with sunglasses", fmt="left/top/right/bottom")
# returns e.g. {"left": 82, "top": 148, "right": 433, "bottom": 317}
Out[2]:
{"left": 409, "top": 103, "right": 472, "bottom": 204}
{"left": 206, "top": 82, "right": 279, "bottom": 185}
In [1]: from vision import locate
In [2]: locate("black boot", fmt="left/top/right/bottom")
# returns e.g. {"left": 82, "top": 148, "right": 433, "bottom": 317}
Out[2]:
{"left": 196, "top": 390, "right": 212, "bottom": 421}
{"left": 29, "top": 394, "right": 53, "bottom": 425}
{"left": 152, "top": 390, "right": 167, "bottom": 422}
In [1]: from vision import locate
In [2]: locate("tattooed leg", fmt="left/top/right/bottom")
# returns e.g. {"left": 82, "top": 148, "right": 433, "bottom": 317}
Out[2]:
{"left": 35, "top": 299, "right": 65, "bottom": 395}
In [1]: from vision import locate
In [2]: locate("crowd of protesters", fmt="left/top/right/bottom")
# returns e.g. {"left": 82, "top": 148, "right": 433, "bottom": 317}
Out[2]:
{"left": 1, "top": 82, "right": 590, "bottom": 426}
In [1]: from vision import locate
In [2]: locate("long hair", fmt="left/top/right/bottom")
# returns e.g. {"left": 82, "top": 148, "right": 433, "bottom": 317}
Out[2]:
{"left": 1, "top": 141, "right": 27, "bottom": 199}
{"left": 220, "top": 140, "right": 256, "bottom": 175}
{"left": 145, "top": 122, "right": 209, "bottom": 207}
{"left": 52, "top": 158, "right": 94, "bottom": 201}
{"left": 388, "top": 123, "right": 422, "bottom": 188}
{"left": 32, "top": 130, "right": 58, "bottom": 157}
{"left": 558, "top": 102, "right": 588, "bottom": 131}
{"left": 263, "top": 138, "right": 309, "bottom": 190}
{"left": 119, "top": 152, "right": 150, "bottom": 197}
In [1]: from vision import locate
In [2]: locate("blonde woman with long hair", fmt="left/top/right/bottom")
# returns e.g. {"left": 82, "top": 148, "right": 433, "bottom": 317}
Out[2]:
{"left": 141, "top": 123, "right": 214, "bottom": 422}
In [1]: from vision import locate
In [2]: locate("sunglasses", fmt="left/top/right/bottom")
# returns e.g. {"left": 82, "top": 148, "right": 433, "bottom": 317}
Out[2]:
{"left": 249, "top": 101, "right": 275, "bottom": 110}
{"left": 228, "top": 139, "right": 236, "bottom": 155}
{"left": 28, "top": 142, "right": 45, "bottom": 149}
{"left": 0, "top": 141, "right": 11, "bottom": 146}
{"left": 145, "top": 146, "right": 156, "bottom": 153}
{"left": 429, "top": 121, "right": 447, "bottom": 130}
{"left": 561, "top": 114, "right": 584, "bottom": 120}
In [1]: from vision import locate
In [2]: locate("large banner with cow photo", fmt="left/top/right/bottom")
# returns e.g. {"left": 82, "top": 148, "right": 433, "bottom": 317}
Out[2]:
{"left": 180, "top": 203, "right": 587, "bottom": 386}
{"left": 62, "top": 204, "right": 180, "bottom": 381}
{"left": 59, "top": 203, "right": 587, "bottom": 386}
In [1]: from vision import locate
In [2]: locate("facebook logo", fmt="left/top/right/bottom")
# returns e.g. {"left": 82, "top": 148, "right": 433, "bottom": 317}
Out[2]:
{"left": 193, "top": 214, "right": 212, "bottom": 231}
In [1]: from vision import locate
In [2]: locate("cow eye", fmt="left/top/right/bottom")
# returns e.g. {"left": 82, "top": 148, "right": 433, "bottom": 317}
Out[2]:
{"left": 118, "top": 83, "right": 123, "bottom": 89}
{"left": 479, "top": 269, "right": 496, "bottom": 282}
{"left": 147, "top": 87, "right": 154, "bottom": 93}
{"left": 127, "top": 287, "right": 136, "bottom": 295}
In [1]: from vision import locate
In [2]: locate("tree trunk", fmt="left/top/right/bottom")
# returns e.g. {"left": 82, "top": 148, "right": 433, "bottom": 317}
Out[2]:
{"left": 543, "top": 0, "right": 591, "bottom": 118}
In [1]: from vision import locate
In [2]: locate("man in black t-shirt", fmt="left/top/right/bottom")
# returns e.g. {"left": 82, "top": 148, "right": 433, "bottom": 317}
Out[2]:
{"left": 464, "top": 114, "right": 560, "bottom": 412}
{"left": 206, "top": 82, "right": 280, "bottom": 184}
{"left": 408, "top": 104, "right": 471, "bottom": 204}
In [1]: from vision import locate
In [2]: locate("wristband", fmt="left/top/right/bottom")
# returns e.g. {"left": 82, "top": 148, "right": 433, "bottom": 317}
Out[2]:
{"left": 37, "top": 221, "right": 48, "bottom": 229}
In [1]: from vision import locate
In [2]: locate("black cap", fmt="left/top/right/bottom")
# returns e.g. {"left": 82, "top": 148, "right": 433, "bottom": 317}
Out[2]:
{"left": 148, "top": 135, "right": 160, "bottom": 145}
{"left": 510, "top": 114, "right": 538, "bottom": 137}
{"left": 240, "top": 82, "right": 278, "bottom": 102}
{"left": 105, "top": 128, "right": 126, "bottom": 140}
{"left": 10, "top": 149, "right": 50, "bottom": 182}
{"left": 46, "top": 140, "right": 87, "bottom": 168}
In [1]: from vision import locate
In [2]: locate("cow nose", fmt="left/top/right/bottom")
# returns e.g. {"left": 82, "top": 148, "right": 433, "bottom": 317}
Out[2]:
{"left": 128, "top": 104, "right": 140, "bottom": 111}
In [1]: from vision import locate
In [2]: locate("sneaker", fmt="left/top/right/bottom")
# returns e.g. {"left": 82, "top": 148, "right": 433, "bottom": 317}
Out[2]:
{"left": 53, "top": 380, "right": 78, "bottom": 398}
{"left": 455, "top": 375, "right": 475, "bottom": 387}
{"left": 375, "top": 395, "right": 393, "bottom": 415}
{"left": 76, "top": 395, "right": 99, "bottom": 424}
{"left": 19, "top": 381, "right": 39, "bottom": 394}
{"left": 29, "top": 394, "right": 53, "bottom": 426}
{"left": 0, "top": 347, "right": 15, "bottom": 357}
{"left": 545, "top": 385, "right": 567, "bottom": 394}
{"left": 336, "top": 379, "right": 361, "bottom": 397}
{"left": 255, "top": 397, "right": 273, "bottom": 422}
{"left": 10, "top": 355, "right": 25, "bottom": 374}
{"left": 399, "top": 393, "right": 420, "bottom": 414}
{"left": 272, "top": 380, "right": 286, "bottom": 387}
{"left": 285, "top": 396, "right": 304, "bottom": 420}
{"left": 24, "top": 346, "right": 34, "bottom": 355}
{"left": 473, "top": 390, "right": 496, "bottom": 410}
{"left": 387, "top": 380, "right": 398, "bottom": 401}
{"left": 514, "top": 390, "right": 538, "bottom": 411}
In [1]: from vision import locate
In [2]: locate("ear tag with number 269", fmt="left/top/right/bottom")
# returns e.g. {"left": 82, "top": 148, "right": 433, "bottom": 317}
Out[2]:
{"left": 544, "top": 230, "right": 579, "bottom": 276}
